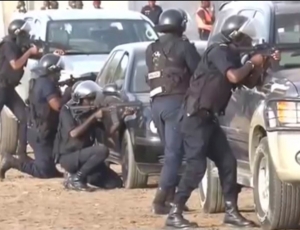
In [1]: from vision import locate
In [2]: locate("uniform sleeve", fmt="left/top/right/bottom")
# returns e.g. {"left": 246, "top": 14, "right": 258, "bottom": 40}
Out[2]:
{"left": 183, "top": 42, "right": 201, "bottom": 74}
{"left": 3, "top": 42, "right": 17, "bottom": 62}
{"left": 42, "top": 81, "right": 60, "bottom": 101}
{"left": 60, "top": 106, "right": 76, "bottom": 134}
{"left": 208, "top": 46, "right": 237, "bottom": 76}
{"left": 145, "top": 44, "right": 153, "bottom": 70}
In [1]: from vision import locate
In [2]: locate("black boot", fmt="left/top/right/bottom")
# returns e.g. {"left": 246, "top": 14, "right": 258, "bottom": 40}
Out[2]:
{"left": 65, "top": 171, "right": 93, "bottom": 192}
{"left": 224, "top": 201, "right": 256, "bottom": 227}
{"left": 0, "top": 152, "right": 21, "bottom": 180}
{"left": 165, "top": 204, "right": 198, "bottom": 229}
{"left": 166, "top": 187, "right": 189, "bottom": 212}
{"left": 152, "top": 187, "right": 170, "bottom": 215}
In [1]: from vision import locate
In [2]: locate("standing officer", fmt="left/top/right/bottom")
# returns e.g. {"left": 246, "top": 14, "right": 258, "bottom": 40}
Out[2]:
{"left": 165, "top": 15, "right": 279, "bottom": 229}
{"left": 146, "top": 9, "right": 201, "bottom": 215}
{"left": 16, "top": 1, "right": 27, "bottom": 13}
{"left": 141, "top": 1, "right": 163, "bottom": 26}
{"left": 196, "top": 1, "right": 215, "bottom": 40}
{"left": 0, "top": 19, "right": 39, "bottom": 159}
{"left": 54, "top": 81, "right": 124, "bottom": 191}
{"left": 0, "top": 53, "right": 71, "bottom": 180}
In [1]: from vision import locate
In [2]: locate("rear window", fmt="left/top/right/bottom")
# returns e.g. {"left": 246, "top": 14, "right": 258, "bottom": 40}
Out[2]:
{"left": 275, "top": 12, "right": 300, "bottom": 68}
{"left": 46, "top": 19, "right": 158, "bottom": 55}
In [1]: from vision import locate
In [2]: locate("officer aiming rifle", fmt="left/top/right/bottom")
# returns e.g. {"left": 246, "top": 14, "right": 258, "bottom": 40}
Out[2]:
{"left": 58, "top": 73, "right": 97, "bottom": 87}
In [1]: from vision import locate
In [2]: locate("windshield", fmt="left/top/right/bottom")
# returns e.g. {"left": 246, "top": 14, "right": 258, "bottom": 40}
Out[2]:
{"left": 130, "top": 52, "right": 149, "bottom": 93}
{"left": 46, "top": 19, "right": 157, "bottom": 55}
{"left": 275, "top": 12, "right": 300, "bottom": 67}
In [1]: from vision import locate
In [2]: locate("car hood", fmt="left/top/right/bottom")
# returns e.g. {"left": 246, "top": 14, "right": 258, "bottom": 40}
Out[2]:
{"left": 60, "top": 54, "right": 108, "bottom": 76}
{"left": 271, "top": 68, "right": 300, "bottom": 97}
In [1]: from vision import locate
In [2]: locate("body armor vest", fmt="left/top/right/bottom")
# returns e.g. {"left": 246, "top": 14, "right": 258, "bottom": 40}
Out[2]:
{"left": 28, "top": 78, "right": 59, "bottom": 140}
{"left": 187, "top": 44, "right": 233, "bottom": 115}
{"left": 147, "top": 39, "right": 190, "bottom": 98}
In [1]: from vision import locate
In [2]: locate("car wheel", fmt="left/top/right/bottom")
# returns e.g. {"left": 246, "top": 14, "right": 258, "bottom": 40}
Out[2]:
{"left": 121, "top": 129, "right": 148, "bottom": 189}
{"left": 198, "top": 159, "right": 225, "bottom": 213}
{"left": 253, "top": 137, "right": 300, "bottom": 230}
{"left": 0, "top": 108, "right": 18, "bottom": 156}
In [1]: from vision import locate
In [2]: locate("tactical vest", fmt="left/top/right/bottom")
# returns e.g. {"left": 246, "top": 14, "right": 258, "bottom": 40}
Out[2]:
{"left": 28, "top": 78, "right": 54, "bottom": 140}
{"left": 187, "top": 44, "right": 233, "bottom": 115}
{"left": 146, "top": 39, "right": 190, "bottom": 98}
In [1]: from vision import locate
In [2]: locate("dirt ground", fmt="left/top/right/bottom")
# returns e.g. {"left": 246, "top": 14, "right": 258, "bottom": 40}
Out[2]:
{"left": 0, "top": 165, "right": 258, "bottom": 230}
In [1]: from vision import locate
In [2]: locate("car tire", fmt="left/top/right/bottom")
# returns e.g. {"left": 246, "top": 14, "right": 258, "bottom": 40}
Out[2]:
{"left": 121, "top": 129, "right": 148, "bottom": 189}
{"left": 0, "top": 108, "right": 18, "bottom": 156}
{"left": 253, "top": 137, "right": 300, "bottom": 230}
{"left": 198, "top": 159, "right": 225, "bottom": 213}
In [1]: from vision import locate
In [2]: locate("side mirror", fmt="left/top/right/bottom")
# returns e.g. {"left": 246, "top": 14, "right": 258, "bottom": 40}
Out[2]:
{"left": 103, "top": 83, "right": 120, "bottom": 97}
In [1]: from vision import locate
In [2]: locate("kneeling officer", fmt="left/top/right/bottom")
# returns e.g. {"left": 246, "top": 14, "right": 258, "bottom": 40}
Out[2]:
{"left": 146, "top": 8, "right": 200, "bottom": 214}
{"left": 54, "top": 81, "right": 120, "bottom": 191}
{"left": 165, "top": 15, "right": 277, "bottom": 228}
{"left": 0, "top": 53, "right": 71, "bottom": 179}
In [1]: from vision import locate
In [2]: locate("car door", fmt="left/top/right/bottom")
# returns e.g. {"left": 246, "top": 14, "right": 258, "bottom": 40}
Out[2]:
{"left": 220, "top": 9, "right": 256, "bottom": 163}
{"left": 95, "top": 50, "right": 128, "bottom": 151}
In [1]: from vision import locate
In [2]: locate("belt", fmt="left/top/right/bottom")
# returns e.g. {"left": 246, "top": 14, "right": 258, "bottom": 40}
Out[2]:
{"left": 188, "top": 108, "right": 224, "bottom": 118}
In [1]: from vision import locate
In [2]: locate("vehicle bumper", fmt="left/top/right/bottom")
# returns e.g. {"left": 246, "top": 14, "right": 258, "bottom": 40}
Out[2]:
{"left": 268, "top": 131, "right": 300, "bottom": 182}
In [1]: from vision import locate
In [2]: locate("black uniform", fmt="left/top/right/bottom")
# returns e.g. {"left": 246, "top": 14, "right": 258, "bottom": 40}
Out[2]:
{"left": 0, "top": 54, "right": 69, "bottom": 179}
{"left": 0, "top": 19, "right": 31, "bottom": 158}
{"left": 55, "top": 100, "right": 122, "bottom": 191}
{"left": 166, "top": 15, "right": 257, "bottom": 229}
{"left": 146, "top": 9, "right": 201, "bottom": 215}
{"left": 141, "top": 4, "right": 163, "bottom": 25}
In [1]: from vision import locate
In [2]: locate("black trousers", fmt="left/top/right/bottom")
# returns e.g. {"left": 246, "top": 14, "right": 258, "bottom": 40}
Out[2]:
{"left": 20, "top": 127, "right": 62, "bottom": 178}
{"left": 0, "top": 86, "right": 27, "bottom": 154}
{"left": 151, "top": 95, "right": 184, "bottom": 189}
{"left": 174, "top": 112, "right": 238, "bottom": 205}
{"left": 59, "top": 145, "right": 109, "bottom": 180}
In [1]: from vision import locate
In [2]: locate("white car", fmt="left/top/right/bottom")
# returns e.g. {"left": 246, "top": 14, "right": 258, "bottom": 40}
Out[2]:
{"left": 1, "top": 9, "right": 158, "bottom": 155}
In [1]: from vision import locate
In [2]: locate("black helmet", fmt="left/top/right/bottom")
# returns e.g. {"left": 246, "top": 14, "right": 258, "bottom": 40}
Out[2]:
{"left": 155, "top": 9, "right": 188, "bottom": 33}
{"left": 8, "top": 19, "right": 31, "bottom": 38}
{"left": 31, "top": 54, "right": 65, "bottom": 76}
{"left": 72, "top": 81, "right": 102, "bottom": 103}
{"left": 221, "top": 15, "right": 255, "bottom": 43}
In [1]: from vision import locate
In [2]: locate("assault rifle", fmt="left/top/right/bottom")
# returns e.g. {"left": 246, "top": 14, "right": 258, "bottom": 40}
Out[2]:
{"left": 58, "top": 72, "right": 97, "bottom": 87}
{"left": 23, "top": 36, "right": 69, "bottom": 54}
{"left": 238, "top": 42, "right": 300, "bottom": 57}
{"left": 69, "top": 101, "right": 142, "bottom": 125}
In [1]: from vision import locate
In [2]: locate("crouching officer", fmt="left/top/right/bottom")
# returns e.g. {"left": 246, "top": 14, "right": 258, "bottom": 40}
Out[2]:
{"left": 165, "top": 15, "right": 277, "bottom": 228}
{"left": 0, "top": 19, "right": 39, "bottom": 159}
{"left": 0, "top": 54, "right": 71, "bottom": 180}
{"left": 146, "top": 9, "right": 201, "bottom": 214}
{"left": 54, "top": 81, "right": 122, "bottom": 191}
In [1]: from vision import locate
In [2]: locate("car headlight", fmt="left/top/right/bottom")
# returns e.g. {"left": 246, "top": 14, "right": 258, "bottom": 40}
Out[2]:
{"left": 149, "top": 120, "right": 158, "bottom": 134}
{"left": 277, "top": 101, "right": 300, "bottom": 125}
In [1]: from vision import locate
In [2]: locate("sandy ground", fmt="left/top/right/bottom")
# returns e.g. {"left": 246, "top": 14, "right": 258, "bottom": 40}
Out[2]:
{"left": 0, "top": 165, "right": 258, "bottom": 230}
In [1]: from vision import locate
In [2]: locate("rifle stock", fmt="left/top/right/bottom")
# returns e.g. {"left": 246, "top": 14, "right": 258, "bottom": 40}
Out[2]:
{"left": 58, "top": 73, "right": 96, "bottom": 87}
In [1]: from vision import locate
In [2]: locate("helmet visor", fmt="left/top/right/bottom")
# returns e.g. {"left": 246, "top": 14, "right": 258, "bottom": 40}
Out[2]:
{"left": 236, "top": 17, "right": 262, "bottom": 41}
{"left": 49, "top": 57, "right": 65, "bottom": 72}
{"left": 18, "top": 21, "right": 31, "bottom": 34}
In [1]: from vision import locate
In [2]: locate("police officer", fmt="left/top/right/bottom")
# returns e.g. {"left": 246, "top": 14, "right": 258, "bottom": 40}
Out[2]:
{"left": 145, "top": 9, "right": 201, "bottom": 215}
{"left": 0, "top": 53, "right": 71, "bottom": 180}
{"left": 165, "top": 15, "right": 279, "bottom": 229}
{"left": 16, "top": 1, "right": 27, "bottom": 13}
{"left": 54, "top": 81, "right": 124, "bottom": 191}
{"left": 141, "top": 1, "right": 163, "bottom": 26}
{"left": 0, "top": 19, "right": 39, "bottom": 159}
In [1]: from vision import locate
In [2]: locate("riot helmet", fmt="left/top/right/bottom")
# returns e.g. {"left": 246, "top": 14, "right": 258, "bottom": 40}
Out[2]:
{"left": 8, "top": 19, "right": 31, "bottom": 39}
{"left": 155, "top": 9, "right": 188, "bottom": 34}
{"left": 72, "top": 81, "right": 102, "bottom": 104}
{"left": 31, "top": 54, "right": 65, "bottom": 78}
{"left": 220, "top": 15, "right": 257, "bottom": 46}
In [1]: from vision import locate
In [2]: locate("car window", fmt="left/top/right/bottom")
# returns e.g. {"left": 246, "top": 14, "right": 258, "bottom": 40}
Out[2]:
{"left": 130, "top": 52, "right": 149, "bottom": 93}
{"left": 97, "top": 51, "right": 124, "bottom": 87}
{"left": 275, "top": 11, "right": 300, "bottom": 68}
{"left": 46, "top": 19, "right": 158, "bottom": 55}
{"left": 112, "top": 54, "right": 129, "bottom": 89}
